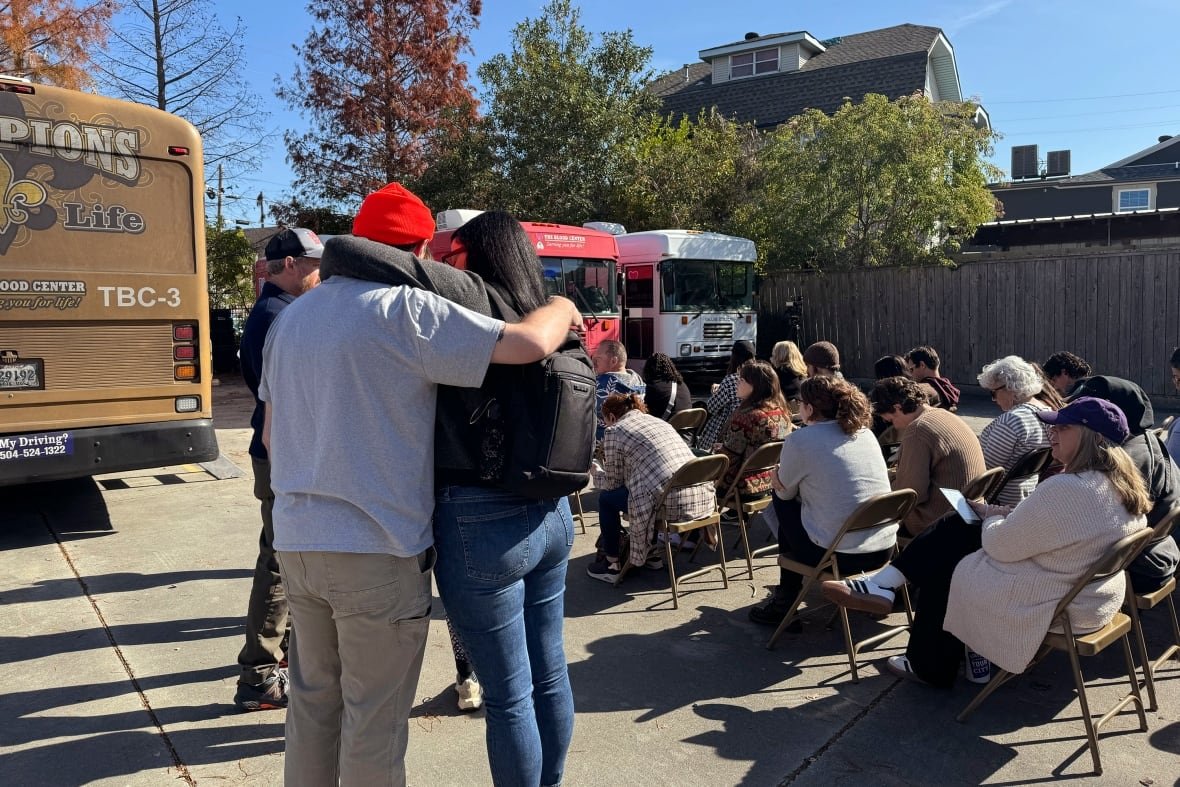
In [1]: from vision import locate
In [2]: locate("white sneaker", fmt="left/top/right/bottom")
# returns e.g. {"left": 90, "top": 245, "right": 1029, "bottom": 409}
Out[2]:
{"left": 456, "top": 674, "right": 483, "bottom": 711}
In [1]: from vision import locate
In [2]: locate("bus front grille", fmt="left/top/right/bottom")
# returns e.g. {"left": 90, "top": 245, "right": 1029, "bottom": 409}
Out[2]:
{"left": 1, "top": 321, "right": 178, "bottom": 390}
{"left": 702, "top": 322, "right": 734, "bottom": 340}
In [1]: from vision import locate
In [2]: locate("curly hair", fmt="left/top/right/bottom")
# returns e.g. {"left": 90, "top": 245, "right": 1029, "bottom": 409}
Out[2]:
{"left": 977, "top": 355, "right": 1043, "bottom": 402}
{"left": 601, "top": 392, "right": 648, "bottom": 422}
{"left": 799, "top": 375, "right": 872, "bottom": 435}
{"left": 643, "top": 352, "right": 684, "bottom": 384}
{"left": 1042, "top": 351, "right": 1092, "bottom": 380}
{"left": 870, "top": 376, "right": 927, "bottom": 415}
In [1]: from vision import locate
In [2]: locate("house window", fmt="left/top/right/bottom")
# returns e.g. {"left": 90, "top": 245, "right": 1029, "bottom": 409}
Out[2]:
{"left": 1117, "top": 188, "right": 1151, "bottom": 212}
{"left": 730, "top": 47, "right": 778, "bottom": 79}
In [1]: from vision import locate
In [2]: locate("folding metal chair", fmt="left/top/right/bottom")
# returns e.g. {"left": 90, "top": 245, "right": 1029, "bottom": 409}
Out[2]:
{"left": 767, "top": 489, "right": 918, "bottom": 684}
{"left": 614, "top": 454, "right": 730, "bottom": 610}
{"left": 570, "top": 486, "right": 590, "bottom": 534}
{"left": 957, "top": 527, "right": 1154, "bottom": 775}
{"left": 716, "top": 440, "right": 784, "bottom": 579}
{"left": 987, "top": 447, "right": 1053, "bottom": 504}
{"left": 667, "top": 407, "right": 707, "bottom": 448}
{"left": 1126, "top": 506, "right": 1180, "bottom": 711}
{"left": 962, "top": 466, "right": 1005, "bottom": 502}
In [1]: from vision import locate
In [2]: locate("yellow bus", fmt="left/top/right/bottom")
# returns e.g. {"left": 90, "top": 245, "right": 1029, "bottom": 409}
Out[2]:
{"left": 0, "top": 76, "right": 218, "bottom": 485}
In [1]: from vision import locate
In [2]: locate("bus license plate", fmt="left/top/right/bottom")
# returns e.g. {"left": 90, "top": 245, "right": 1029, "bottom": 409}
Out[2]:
{"left": 0, "top": 360, "right": 43, "bottom": 390}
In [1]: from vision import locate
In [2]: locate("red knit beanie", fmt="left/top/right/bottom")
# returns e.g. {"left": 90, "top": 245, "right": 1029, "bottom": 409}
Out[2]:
{"left": 352, "top": 183, "right": 436, "bottom": 247}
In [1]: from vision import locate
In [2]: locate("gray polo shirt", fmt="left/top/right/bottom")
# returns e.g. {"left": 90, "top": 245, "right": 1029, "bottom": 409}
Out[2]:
{"left": 259, "top": 276, "right": 503, "bottom": 557}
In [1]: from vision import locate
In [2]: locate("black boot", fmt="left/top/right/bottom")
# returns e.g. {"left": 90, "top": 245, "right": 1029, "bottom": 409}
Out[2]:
{"left": 747, "top": 568, "right": 802, "bottom": 631}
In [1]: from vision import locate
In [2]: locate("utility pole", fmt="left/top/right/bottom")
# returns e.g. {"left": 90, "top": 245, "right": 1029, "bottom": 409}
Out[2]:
{"left": 257, "top": 192, "right": 264, "bottom": 226}
{"left": 216, "top": 164, "right": 224, "bottom": 229}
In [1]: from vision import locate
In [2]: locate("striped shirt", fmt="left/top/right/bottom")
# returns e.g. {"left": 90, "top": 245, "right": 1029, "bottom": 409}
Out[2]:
{"left": 979, "top": 401, "right": 1052, "bottom": 507}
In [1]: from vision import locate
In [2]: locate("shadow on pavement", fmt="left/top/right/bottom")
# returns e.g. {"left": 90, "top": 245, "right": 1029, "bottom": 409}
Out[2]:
{"left": 0, "top": 617, "right": 244, "bottom": 666}
{"left": 0, "top": 568, "right": 252, "bottom": 605}
{"left": 0, "top": 477, "right": 114, "bottom": 542}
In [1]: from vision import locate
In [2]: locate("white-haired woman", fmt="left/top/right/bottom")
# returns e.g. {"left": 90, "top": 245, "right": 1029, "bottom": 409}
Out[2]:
{"left": 977, "top": 356, "right": 1057, "bottom": 507}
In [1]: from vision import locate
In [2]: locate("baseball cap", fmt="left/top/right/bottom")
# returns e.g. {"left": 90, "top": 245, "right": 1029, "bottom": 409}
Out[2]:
{"left": 1036, "top": 396, "right": 1130, "bottom": 444}
{"left": 265, "top": 227, "right": 323, "bottom": 261}
{"left": 352, "top": 182, "right": 435, "bottom": 247}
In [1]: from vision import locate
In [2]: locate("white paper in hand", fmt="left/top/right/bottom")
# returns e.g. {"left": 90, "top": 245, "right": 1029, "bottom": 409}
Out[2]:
{"left": 940, "top": 487, "right": 981, "bottom": 524}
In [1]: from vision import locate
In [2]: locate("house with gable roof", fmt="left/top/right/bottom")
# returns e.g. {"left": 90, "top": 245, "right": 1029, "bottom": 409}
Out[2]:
{"left": 991, "top": 135, "right": 1180, "bottom": 221}
{"left": 648, "top": 23, "right": 988, "bottom": 130}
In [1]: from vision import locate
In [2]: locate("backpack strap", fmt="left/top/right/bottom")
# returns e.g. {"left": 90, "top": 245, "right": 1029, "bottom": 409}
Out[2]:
{"left": 662, "top": 382, "right": 678, "bottom": 419}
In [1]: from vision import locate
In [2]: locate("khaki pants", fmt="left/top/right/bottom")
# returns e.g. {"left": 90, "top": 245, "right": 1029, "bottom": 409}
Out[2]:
{"left": 277, "top": 549, "right": 434, "bottom": 787}
{"left": 236, "top": 457, "right": 289, "bottom": 684}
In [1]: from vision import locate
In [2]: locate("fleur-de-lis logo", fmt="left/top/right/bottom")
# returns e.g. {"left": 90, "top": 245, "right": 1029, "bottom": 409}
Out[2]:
{"left": 0, "top": 155, "right": 47, "bottom": 234}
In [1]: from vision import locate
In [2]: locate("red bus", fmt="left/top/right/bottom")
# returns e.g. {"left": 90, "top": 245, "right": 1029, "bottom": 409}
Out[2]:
{"left": 430, "top": 210, "right": 620, "bottom": 356}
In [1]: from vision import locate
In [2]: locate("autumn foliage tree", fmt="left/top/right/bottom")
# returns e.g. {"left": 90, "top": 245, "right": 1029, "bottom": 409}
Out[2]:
{"left": 278, "top": 0, "right": 481, "bottom": 206}
{"left": 0, "top": 0, "right": 114, "bottom": 89}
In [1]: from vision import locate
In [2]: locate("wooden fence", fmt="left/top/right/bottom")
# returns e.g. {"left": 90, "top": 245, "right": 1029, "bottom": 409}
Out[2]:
{"left": 757, "top": 248, "right": 1180, "bottom": 401}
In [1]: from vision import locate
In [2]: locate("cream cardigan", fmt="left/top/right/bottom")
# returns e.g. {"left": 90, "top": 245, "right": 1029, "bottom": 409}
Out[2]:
{"left": 944, "top": 470, "right": 1147, "bottom": 674}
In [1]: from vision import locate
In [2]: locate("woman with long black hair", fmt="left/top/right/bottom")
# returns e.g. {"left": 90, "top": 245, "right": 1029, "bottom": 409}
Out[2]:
{"left": 432, "top": 212, "right": 576, "bottom": 787}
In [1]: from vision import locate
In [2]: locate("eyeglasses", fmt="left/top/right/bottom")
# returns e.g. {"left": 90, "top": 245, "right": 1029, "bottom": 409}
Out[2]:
{"left": 440, "top": 248, "right": 465, "bottom": 266}
{"left": 989, "top": 386, "right": 1006, "bottom": 400}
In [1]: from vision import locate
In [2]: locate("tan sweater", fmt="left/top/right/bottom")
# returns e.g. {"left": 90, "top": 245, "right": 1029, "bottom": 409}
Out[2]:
{"left": 891, "top": 407, "right": 986, "bottom": 534}
{"left": 945, "top": 471, "right": 1146, "bottom": 674}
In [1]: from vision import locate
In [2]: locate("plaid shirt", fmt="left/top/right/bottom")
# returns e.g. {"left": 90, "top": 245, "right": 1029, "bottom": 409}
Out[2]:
{"left": 698, "top": 373, "right": 741, "bottom": 449}
{"left": 594, "top": 410, "right": 716, "bottom": 566}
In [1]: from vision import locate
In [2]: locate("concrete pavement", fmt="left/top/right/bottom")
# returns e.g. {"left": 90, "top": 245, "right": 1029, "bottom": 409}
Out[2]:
{"left": 1, "top": 376, "right": 1178, "bottom": 785}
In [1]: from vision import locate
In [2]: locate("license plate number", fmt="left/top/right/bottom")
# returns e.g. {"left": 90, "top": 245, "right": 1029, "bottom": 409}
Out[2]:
{"left": 0, "top": 360, "right": 42, "bottom": 390}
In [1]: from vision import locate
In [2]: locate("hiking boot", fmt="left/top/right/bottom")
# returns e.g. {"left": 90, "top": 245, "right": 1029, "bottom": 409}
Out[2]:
{"left": 234, "top": 668, "right": 289, "bottom": 712}
{"left": 587, "top": 557, "right": 621, "bottom": 584}
{"left": 456, "top": 674, "right": 483, "bottom": 712}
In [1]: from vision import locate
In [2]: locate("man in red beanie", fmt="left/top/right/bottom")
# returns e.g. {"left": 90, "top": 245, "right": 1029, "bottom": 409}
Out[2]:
{"left": 259, "top": 183, "right": 580, "bottom": 787}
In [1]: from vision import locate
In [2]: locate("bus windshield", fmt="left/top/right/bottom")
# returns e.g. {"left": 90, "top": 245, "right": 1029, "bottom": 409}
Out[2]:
{"left": 660, "top": 259, "right": 755, "bottom": 312}
{"left": 542, "top": 258, "right": 617, "bottom": 315}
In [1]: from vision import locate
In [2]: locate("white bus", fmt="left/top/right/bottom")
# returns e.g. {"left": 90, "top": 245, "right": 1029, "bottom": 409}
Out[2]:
{"left": 616, "top": 229, "right": 757, "bottom": 378}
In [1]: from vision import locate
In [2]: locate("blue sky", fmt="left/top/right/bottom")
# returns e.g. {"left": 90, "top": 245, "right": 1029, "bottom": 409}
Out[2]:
{"left": 212, "top": 0, "right": 1178, "bottom": 223}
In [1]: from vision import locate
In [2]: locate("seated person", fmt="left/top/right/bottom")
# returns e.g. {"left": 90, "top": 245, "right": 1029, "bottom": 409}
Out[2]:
{"left": 593, "top": 340, "right": 645, "bottom": 442}
{"left": 803, "top": 340, "right": 842, "bottom": 379}
{"left": 746, "top": 376, "right": 896, "bottom": 627}
{"left": 588, "top": 394, "right": 715, "bottom": 583}
{"left": 1070, "top": 375, "right": 1180, "bottom": 593}
{"left": 771, "top": 340, "right": 807, "bottom": 403}
{"left": 823, "top": 397, "right": 1150, "bottom": 688}
{"left": 714, "top": 360, "right": 793, "bottom": 496}
{"left": 1042, "top": 350, "right": 1092, "bottom": 397}
{"left": 905, "top": 345, "right": 960, "bottom": 410}
{"left": 698, "top": 340, "right": 756, "bottom": 450}
{"left": 643, "top": 352, "right": 692, "bottom": 421}
{"left": 1166, "top": 347, "right": 1180, "bottom": 460}
{"left": 976, "top": 356, "right": 1055, "bottom": 506}
{"left": 871, "top": 376, "right": 986, "bottom": 536}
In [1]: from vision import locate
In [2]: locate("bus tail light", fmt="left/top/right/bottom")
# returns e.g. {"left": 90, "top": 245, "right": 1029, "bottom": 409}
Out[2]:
{"left": 175, "top": 364, "right": 197, "bottom": 380}
{"left": 680, "top": 316, "right": 689, "bottom": 325}
{"left": 746, "top": 315, "right": 753, "bottom": 323}
{"left": 173, "top": 324, "right": 195, "bottom": 341}
{"left": 175, "top": 396, "right": 200, "bottom": 413}
{"left": 168, "top": 146, "right": 190, "bottom": 156}
{"left": 174, "top": 345, "right": 196, "bottom": 360}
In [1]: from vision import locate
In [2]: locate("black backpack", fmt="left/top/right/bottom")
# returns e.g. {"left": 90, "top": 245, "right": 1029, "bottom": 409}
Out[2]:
{"left": 471, "top": 287, "right": 596, "bottom": 499}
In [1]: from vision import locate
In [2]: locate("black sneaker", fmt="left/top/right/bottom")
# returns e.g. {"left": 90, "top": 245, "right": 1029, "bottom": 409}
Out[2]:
{"left": 234, "top": 668, "right": 289, "bottom": 711}
{"left": 643, "top": 547, "right": 665, "bottom": 570}
{"left": 747, "top": 600, "right": 802, "bottom": 632}
{"left": 587, "top": 558, "right": 621, "bottom": 584}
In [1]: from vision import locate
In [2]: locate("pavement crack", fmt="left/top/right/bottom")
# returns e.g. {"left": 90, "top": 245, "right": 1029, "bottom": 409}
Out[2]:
{"left": 778, "top": 677, "right": 901, "bottom": 785}
{"left": 46, "top": 516, "right": 197, "bottom": 787}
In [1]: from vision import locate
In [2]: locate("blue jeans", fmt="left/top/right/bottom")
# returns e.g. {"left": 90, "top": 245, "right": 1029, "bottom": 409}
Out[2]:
{"left": 433, "top": 486, "right": 576, "bottom": 787}
{"left": 596, "top": 486, "right": 630, "bottom": 558}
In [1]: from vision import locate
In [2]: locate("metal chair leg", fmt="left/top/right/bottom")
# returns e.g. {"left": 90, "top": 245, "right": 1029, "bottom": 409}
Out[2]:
{"left": 572, "top": 488, "right": 588, "bottom": 534}
{"left": 1126, "top": 593, "right": 1158, "bottom": 711}
{"left": 1063, "top": 639, "right": 1102, "bottom": 775}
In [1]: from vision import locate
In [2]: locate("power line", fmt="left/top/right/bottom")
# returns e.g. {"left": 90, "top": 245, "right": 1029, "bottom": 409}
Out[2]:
{"left": 988, "top": 88, "right": 1180, "bottom": 104}
{"left": 1002, "top": 118, "right": 1180, "bottom": 135}
{"left": 1002, "top": 103, "right": 1180, "bottom": 123}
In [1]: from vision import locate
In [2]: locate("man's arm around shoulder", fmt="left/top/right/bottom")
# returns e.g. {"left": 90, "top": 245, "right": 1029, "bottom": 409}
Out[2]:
{"left": 490, "top": 297, "right": 581, "bottom": 365}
